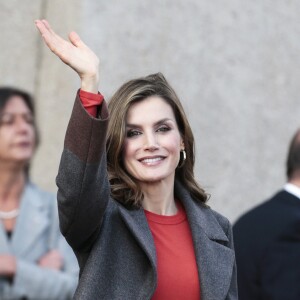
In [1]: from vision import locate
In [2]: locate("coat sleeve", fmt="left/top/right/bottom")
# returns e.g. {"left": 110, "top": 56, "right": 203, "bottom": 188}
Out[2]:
{"left": 56, "top": 91, "right": 110, "bottom": 251}
{"left": 259, "top": 229, "right": 300, "bottom": 299}
{"left": 233, "top": 215, "right": 262, "bottom": 300}
{"left": 3, "top": 258, "right": 77, "bottom": 300}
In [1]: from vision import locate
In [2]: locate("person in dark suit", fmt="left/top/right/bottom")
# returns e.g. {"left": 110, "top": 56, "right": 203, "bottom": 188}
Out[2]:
{"left": 35, "top": 19, "right": 238, "bottom": 299}
{"left": 233, "top": 129, "right": 300, "bottom": 300}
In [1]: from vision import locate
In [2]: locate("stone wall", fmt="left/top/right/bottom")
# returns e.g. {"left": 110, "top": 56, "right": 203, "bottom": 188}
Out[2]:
{"left": 1, "top": 0, "right": 300, "bottom": 222}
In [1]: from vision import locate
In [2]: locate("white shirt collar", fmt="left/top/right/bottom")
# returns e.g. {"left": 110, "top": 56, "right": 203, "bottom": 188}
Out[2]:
{"left": 283, "top": 183, "right": 300, "bottom": 200}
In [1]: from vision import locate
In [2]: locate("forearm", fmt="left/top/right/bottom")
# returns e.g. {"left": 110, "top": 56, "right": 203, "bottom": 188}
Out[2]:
{"left": 56, "top": 92, "right": 110, "bottom": 250}
{"left": 5, "top": 259, "right": 77, "bottom": 300}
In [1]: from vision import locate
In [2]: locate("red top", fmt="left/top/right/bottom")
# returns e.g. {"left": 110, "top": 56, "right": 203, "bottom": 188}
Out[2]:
{"left": 79, "top": 90, "right": 201, "bottom": 299}
{"left": 79, "top": 89, "right": 104, "bottom": 116}
{"left": 145, "top": 202, "right": 201, "bottom": 300}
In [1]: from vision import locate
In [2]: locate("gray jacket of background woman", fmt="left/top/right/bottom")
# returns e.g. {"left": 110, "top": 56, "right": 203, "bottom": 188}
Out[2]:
{"left": 57, "top": 92, "right": 238, "bottom": 300}
{"left": 0, "top": 183, "right": 78, "bottom": 300}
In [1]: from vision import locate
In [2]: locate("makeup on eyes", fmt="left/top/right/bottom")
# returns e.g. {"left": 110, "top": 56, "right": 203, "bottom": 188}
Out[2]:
{"left": 126, "top": 118, "right": 174, "bottom": 138}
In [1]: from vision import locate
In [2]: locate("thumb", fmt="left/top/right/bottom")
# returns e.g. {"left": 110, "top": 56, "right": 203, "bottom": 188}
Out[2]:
{"left": 68, "top": 31, "right": 85, "bottom": 47}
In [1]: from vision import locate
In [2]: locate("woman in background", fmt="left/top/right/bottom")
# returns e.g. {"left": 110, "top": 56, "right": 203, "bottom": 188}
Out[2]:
{"left": 0, "top": 87, "right": 78, "bottom": 299}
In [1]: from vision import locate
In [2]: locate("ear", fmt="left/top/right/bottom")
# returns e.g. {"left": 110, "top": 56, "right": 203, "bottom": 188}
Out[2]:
{"left": 180, "top": 139, "right": 185, "bottom": 150}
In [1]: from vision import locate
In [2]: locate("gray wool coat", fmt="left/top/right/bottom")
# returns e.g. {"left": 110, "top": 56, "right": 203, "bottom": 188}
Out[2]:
{"left": 56, "top": 92, "right": 238, "bottom": 300}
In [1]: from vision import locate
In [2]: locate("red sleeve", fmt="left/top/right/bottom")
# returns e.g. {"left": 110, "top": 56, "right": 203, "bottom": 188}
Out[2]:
{"left": 79, "top": 89, "right": 104, "bottom": 117}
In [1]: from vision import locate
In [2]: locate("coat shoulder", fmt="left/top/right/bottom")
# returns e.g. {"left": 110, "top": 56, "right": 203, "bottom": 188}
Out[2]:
{"left": 208, "top": 208, "right": 231, "bottom": 236}
{"left": 26, "top": 182, "right": 56, "bottom": 204}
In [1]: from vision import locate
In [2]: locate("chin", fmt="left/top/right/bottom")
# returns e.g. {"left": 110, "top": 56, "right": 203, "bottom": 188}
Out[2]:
{"left": 143, "top": 178, "right": 164, "bottom": 183}
{"left": 14, "top": 156, "right": 32, "bottom": 165}
{"left": 139, "top": 173, "right": 173, "bottom": 184}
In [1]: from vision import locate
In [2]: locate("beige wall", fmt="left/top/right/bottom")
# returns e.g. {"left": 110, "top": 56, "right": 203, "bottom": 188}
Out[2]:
{"left": 1, "top": 0, "right": 300, "bottom": 222}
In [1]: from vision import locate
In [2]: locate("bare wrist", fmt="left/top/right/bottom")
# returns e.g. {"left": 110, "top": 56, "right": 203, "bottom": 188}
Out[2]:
{"left": 80, "top": 74, "right": 99, "bottom": 94}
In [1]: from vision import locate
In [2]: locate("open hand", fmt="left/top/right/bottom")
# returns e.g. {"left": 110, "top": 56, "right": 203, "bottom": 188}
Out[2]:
{"left": 35, "top": 19, "right": 99, "bottom": 93}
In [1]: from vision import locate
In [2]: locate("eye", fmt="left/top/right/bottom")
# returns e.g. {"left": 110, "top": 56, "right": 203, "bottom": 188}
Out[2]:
{"left": 0, "top": 115, "right": 14, "bottom": 125}
{"left": 157, "top": 125, "right": 170, "bottom": 132}
{"left": 126, "top": 129, "right": 142, "bottom": 138}
{"left": 24, "top": 114, "right": 34, "bottom": 124}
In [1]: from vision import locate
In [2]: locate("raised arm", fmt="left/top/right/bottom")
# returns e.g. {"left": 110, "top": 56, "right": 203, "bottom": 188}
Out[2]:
{"left": 35, "top": 19, "right": 99, "bottom": 93}
{"left": 35, "top": 20, "right": 110, "bottom": 252}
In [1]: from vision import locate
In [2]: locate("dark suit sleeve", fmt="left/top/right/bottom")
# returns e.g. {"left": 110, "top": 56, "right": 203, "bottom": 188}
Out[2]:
{"left": 260, "top": 227, "right": 300, "bottom": 300}
{"left": 233, "top": 192, "right": 300, "bottom": 300}
{"left": 56, "top": 91, "right": 110, "bottom": 251}
{"left": 233, "top": 217, "right": 261, "bottom": 300}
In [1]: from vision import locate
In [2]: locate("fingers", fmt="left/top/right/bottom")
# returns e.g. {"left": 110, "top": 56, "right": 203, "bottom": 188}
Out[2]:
{"left": 35, "top": 20, "right": 81, "bottom": 61}
{"left": 38, "top": 250, "right": 63, "bottom": 270}
{"left": 40, "top": 19, "right": 52, "bottom": 31}
{"left": 34, "top": 19, "right": 48, "bottom": 37}
{"left": 35, "top": 19, "right": 58, "bottom": 50}
{"left": 35, "top": 20, "right": 71, "bottom": 63}
{"left": 69, "top": 31, "right": 85, "bottom": 48}
{"left": 36, "top": 20, "right": 83, "bottom": 49}
{"left": 34, "top": 19, "right": 100, "bottom": 85}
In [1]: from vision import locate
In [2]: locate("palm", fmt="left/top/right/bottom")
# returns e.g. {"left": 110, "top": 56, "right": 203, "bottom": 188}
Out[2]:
{"left": 35, "top": 20, "right": 99, "bottom": 80}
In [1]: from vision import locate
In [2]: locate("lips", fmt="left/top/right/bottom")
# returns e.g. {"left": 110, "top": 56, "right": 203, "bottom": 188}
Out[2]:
{"left": 139, "top": 156, "right": 166, "bottom": 165}
{"left": 14, "top": 141, "right": 32, "bottom": 148}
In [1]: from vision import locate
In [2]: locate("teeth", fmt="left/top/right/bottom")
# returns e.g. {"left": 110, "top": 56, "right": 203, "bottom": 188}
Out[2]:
{"left": 141, "top": 157, "right": 163, "bottom": 163}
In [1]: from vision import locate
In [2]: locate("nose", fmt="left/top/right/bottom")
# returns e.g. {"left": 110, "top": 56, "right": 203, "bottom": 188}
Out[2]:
{"left": 143, "top": 131, "right": 159, "bottom": 151}
{"left": 15, "top": 116, "right": 31, "bottom": 134}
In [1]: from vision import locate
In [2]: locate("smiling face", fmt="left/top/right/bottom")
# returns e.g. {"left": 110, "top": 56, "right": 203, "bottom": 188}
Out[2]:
{"left": 123, "top": 96, "right": 184, "bottom": 186}
{"left": 0, "top": 96, "right": 36, "bottom": 166}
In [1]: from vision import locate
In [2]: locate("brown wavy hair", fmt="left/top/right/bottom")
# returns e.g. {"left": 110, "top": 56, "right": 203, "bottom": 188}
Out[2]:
{"left": 106, "top": 73, "right": 208, "bottom": 207}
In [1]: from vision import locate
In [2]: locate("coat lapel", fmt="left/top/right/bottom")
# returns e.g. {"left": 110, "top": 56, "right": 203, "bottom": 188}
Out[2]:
{"left": 12, "top": 184, "right": 50, "bottom": 256}
{"left": 117, "top": 205, "right": 157, "bottom": 271}
{"left": 175, "top": 181, "right": 235, "bottom": 300}
{"left": 117, "top": 181, "right": 234, "bottom": 300}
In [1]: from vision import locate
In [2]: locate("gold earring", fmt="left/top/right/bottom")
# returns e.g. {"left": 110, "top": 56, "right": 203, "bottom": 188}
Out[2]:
{"left": 182, "top": 150, "right": 186, "bottom": 161}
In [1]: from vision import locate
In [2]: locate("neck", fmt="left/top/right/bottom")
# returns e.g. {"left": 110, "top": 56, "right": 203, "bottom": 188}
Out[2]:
{"left": 0, "top": 164, "right": 26, "bottom": 205}
{"left": 140, "top": 178, "right": 177, "bottom": 215}
{"left": 288, "top": 177, "right": 300, "bottom": 188}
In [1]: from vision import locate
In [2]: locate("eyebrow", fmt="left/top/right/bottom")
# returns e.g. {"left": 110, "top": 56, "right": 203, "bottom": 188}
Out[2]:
{"left": 126, "top": 118, "right": 174, "bottom": 128}
{"left": 0, "top": 112, "right": 33, "bottom": 122}
{"left": 0, "top": 112, "right": 32, "bottom": 116}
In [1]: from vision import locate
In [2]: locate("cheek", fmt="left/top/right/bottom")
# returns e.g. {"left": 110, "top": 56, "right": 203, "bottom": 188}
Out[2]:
{"left": 163, "top": 135, "right": 182, "bottom": 153}
{"left": 122, "top": 140, "right": 142, "bottom": 175}
{"left": 122, "top": 141, "right": 134, "bottom": 171}
{"left": 27, "top": 126, "right": 37, "bottom": 144}
{"left": 123, "top": 139, "right": 139, "bottom": 160}
{"left": 31, "top": 128, "right": 36, "bottom": 142}
{"left": 0, "top": 130, "right": 12, "bottom": 145}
